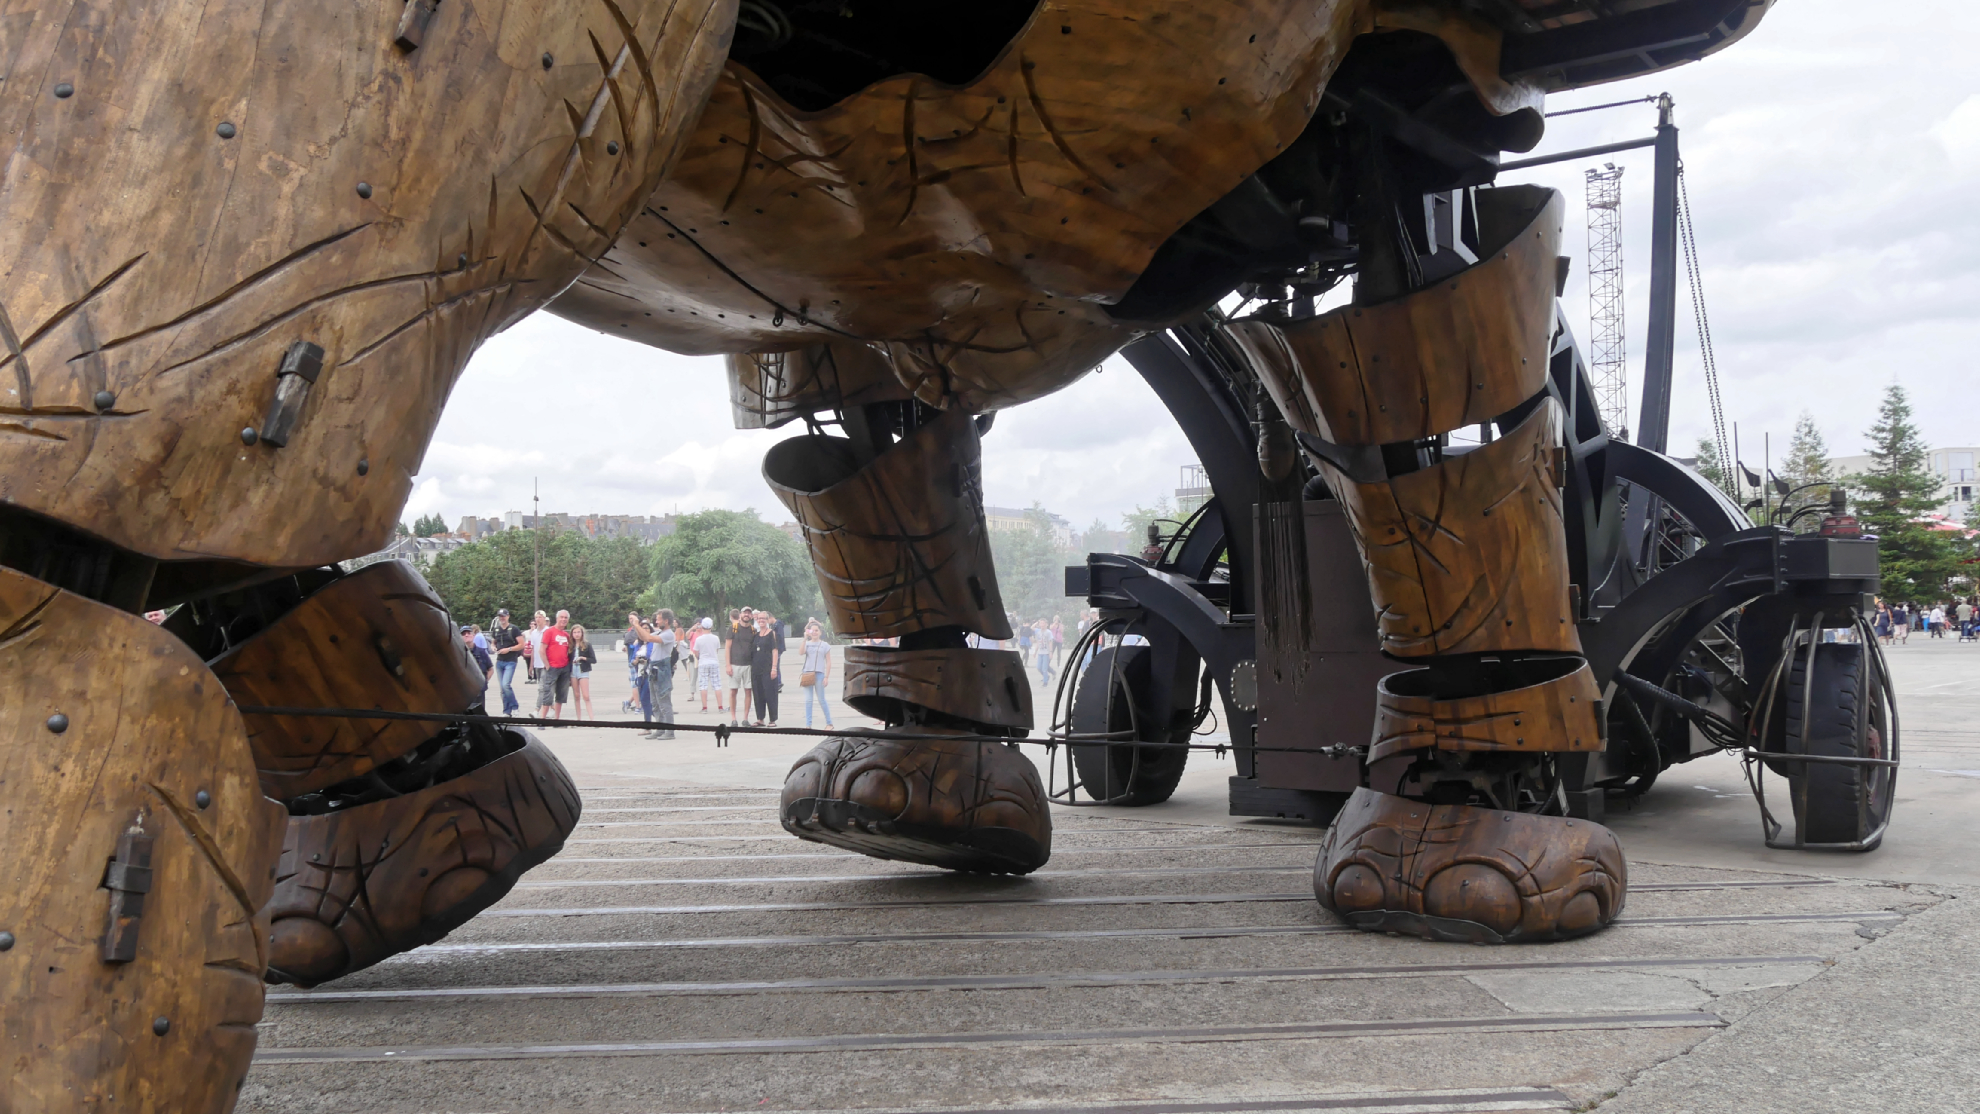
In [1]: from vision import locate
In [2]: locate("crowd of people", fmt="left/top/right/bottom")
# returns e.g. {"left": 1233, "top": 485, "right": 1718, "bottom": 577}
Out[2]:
{"left": 456, "top": 608, "right": 598, "bottom": 721}
{"left": 1873, "top": 597, "right": 1978, "bottom": 643}
{"left": 448, "top": 605, "right": 1125, "bottom": 736}
{"left": 455, "top": 605, "right": 842, "bottom": 736}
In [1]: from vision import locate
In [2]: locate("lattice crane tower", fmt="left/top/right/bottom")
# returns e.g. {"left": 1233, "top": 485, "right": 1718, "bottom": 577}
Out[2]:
{"left": 1585, "top": 164, "right": 1629, "bottom": 439}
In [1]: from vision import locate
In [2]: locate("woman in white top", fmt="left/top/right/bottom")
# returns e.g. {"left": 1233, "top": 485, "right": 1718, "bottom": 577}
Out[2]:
{"left": 799, "top": 621, "right": 835, "bottom": 729}
{"left": 693, "top": 618, "right": 725, "bottom": 711}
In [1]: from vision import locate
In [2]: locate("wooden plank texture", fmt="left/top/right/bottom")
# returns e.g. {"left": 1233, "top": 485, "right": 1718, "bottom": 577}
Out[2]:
{"left": 0, "top": 0, "right": 732, "bottom": 566}
{"left": 208, "top": 561, "right": 485, "bottom": 800}
{"left": 551, "top": 0, "right": 1383, "bottom": 412}
{"left": 0, "top": 566, "right": 287, "bottom": 1111}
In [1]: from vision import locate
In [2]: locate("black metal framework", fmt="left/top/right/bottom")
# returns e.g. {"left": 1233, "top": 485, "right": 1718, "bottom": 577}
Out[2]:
{"left": 1054, "top": 0, "right": 1888, "bottom": 848}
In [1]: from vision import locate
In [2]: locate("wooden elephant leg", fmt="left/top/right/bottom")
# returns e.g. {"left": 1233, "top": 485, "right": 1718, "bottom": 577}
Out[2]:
{"left": 762, "top": 402, "right": 1052, "bottom": 873}
{"left": 170, "top": 561, "right": 583, "bottom": 985}
{"left": 0, "top": 568, "right": 286, "bottom": 1112}
{"left": 1232, "top": 185, "right": 1627, "bottom": 942}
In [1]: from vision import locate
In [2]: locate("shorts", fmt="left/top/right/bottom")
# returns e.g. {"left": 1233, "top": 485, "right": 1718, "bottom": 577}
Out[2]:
{"left": 730, "top": 663, "right": 753, "bottom": 690}
{"left": 571, "top": 664, "right": 588, "bottom": 680}
{"left": 697, "top": 662, "right": 721, "bottom": 691}
{"left": 538, "top": 665, "right": 570, "bottom": 707}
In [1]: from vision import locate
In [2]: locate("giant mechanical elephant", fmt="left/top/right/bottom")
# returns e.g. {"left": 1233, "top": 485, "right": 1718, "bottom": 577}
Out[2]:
{"left": 0, "top": 0, "right": 1773, "bottom": 1107}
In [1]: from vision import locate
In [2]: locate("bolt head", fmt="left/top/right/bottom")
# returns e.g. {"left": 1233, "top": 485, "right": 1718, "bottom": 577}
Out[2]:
{"left": 356, "top": 181, "right": 373, "bottom": 199}
{"left": 356, "top": 458, "right": 370, "bottom": 476}
{"left": 195, "top": 790, "right": 212, "bottom": 810}
{"left": 216, "top": 121, "right": 237, "bottom": 139}
{"left": 240, "top": 427, "right": 259, "bottom": 446}
{"left": 152, "top": 1016, "right": 170, "bottom": 1036}
{"left": 0, "top": 931, "right": 14, "bottom": 950}
{"left": 92, "top": 390, "right": 115, "bottom": 411}
{"left": 45, "top": 713, "right": 68, "bottom": 734}
{"left": 541, "top": 52, "right": 554, "bottom": 69}
{"left": 53, "top": 82, "right": 73, "bottom": 98}
{"left": 606, "top": 140, "right": 620, "bottom": 156}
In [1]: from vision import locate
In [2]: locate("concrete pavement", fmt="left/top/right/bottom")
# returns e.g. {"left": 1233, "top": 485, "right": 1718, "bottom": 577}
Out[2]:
{"left": 237, "top": 638, "right": 1978, "bottom": 1113}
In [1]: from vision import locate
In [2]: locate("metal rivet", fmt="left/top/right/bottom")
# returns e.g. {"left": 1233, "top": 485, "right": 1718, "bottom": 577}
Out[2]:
{"left": 541, "top": 52, "right": 554, "bottom": 69}
{"left": 93, "top": 390, "right": 115, "bottom": 411}
{"left": 355, "top": 182, "right": 373, "bottom": 199}
{"left": 152, "top": 1016, "right": 170, "bottom": 1035}
{"left": 45, "top": 713, "right": 68, "bottom": 734}
{"left": 195, "top": 790, "right": 211, "bottom": 809}
{"left": 456, "top": 252, "right": 469, "bottom": 269}
{"left": 53, "top": 83, "right": 73, "bottom": 98}
{"left": 606, "top": 140, "right": 620, "bottom": 156}
{"left": 356, "top": 459, "right": 370, "bottom": 476}
{"left": 216, "top": 121, "right": 237, "bottom": 139}
{"left": 240, "top": 427, "right": 259, "bottom": 446}
{"left": 0, "top": 932, "right": 13, "bottom": 950}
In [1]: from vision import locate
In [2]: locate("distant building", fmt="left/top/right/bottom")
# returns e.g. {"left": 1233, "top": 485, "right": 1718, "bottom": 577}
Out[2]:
{"left": 984, "top": 506, "right": 1075, "bottom": 547}
{"left": 485, "top": 512, "right": 677, "bottom": 542}
{"left": 1831, "top": 446, "right": 1978, "bottom": 522}
{"left": 342, "top": 534, "right": 466, "bottom": 573}
{"left": 1175, "top": 463, "right": 1211, "bottom": 519}
{"left": 774, "top": 521, "right": 805, "bottom": 543}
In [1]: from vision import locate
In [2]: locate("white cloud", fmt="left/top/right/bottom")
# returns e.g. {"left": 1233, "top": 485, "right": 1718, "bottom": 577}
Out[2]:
{"left": 1932, "top": 93, "right": 1980, "bottom": 171}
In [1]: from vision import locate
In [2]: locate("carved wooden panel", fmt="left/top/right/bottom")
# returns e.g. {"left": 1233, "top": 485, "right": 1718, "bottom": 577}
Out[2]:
{"left": 1329, "top": 400, "right": 1580, "bottom": 657}
{"left": 1369, "top": 655, "right": 1602, "bottom": 762}
{"left": 765, "top": 407, "right": 1011, "bottom": 639}
{"left": 727, "top": 341, "right": 914, "bottom": 429}
{"left": 1315, "top": 786, "right": 1625, "bottom": 942}
{"left": 207, "top": 561, "right": 483, "bottom": 801}
{"left": 550, "top": 0, "right": 1390, "bottom": 411}
{"left": 1230, "top": 186, "right": 1561, "bottom": 446}
{"left": 0, "top": 0, "right": 731, "bottom": 566}
{"left": 843, "top": 645, "right": 1033, "bottom": 731}
{"left": 264, "top": 729, "right": 579, "bottom": 986}
{"left": 0, "top": 567, "right": 286, "bottom": 1110}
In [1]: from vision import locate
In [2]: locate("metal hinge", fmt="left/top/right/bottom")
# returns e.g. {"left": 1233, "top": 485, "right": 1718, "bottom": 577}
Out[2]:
{"left": 101, "top": 813, "right": 155, "bottom": 964}
{"left": 257, "top": 340, "right": 326, "bottom": 448}
{"left": 395, "top": 0, "right": 439, "bottom": 52}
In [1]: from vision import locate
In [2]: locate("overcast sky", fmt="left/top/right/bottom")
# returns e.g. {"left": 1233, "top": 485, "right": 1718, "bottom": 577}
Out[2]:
{"left": 404, "top": 0, "right": 1979, "bottom": 532}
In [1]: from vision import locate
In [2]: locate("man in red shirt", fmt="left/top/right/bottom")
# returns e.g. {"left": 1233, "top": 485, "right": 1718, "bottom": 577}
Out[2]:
{"left": 537, "top": 609, "right": 575, "bottom": 719}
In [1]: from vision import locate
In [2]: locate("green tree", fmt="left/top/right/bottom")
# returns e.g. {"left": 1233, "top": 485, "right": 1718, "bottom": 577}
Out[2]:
{"left": 411, "top": 513, "right": 448, "bottom": 537}
{"left": 1850, "top": 383, "right": 1957, "bottom": 604}
{"left": 640, "top": 509, "right": 819, "bottom": 628}
{"left": 1777, "top": 410, "right": 1834, "bottom": 530}
{"left": 425, "top": 529, "right": 649, "bottom": 630}
{"left": 989, "top": 505, "right": 1074, "bottom": 626}
{"left": 1691, "top": 436, "right": 1729, "bottom": 496}
{"left": 1121, "top": 497, "right": 1177, "bottom": 554}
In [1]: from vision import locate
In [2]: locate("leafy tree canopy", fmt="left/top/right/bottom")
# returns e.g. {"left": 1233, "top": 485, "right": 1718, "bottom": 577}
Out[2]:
{"left": 639, "top": 509, "right": 820, "bottom": 631}
{"left": 989, "top": 504, "right": 1074, "bottom": 627}
{"left": 1120, "top": 497, "right": 1177, "bottom": 553}
{"left": 1778, "top": 410, "right": 1835, "bottom": 529}
{"left": 1692, "top": 436, "right": 1728, "bottom": 497}
{"left": 424, "top": 528, "right": 647, "bottom": 631}
{"left": 411, "top": 513, "right": 449, "bottom": 537}
{"left": 1849, "top": 383, "right": 1957, "bottom": 603}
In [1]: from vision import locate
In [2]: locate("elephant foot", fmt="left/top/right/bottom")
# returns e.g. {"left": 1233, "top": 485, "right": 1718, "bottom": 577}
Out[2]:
{"left": 264, "top": 728, "right": 579, "bottom": 985}
{"left": 781, "top": 732, "right": 1052, "bottom": 874}
{"left": 1315, "top": 787, "right": 1626, "bottom": 943}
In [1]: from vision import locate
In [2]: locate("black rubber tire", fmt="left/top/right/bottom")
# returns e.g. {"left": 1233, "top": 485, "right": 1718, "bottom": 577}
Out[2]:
{"left": 1781, "top": 642, "right": 1888, "bottom": 847}
{"left": 1070, "top": 645, "right": 1189, "bottom": 806}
